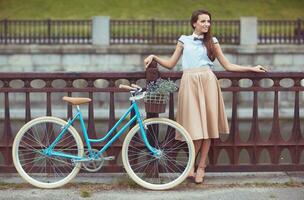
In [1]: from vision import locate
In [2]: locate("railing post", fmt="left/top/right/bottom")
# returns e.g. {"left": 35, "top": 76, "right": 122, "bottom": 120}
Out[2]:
{"left": 145, "top": 60, "right": 159, "bottom": 81}
{"left": 3, "top": 80, "right": 13, "bottom": 166}
{"left": 151, "top": 18, "right": 155, "bottom": 44}
{"left": 145, "top": 60, "right": 159, "bottom": 118}
{"left": 92, "top": 16, "right": 110, "bottom": 45}
{"left": 296, "top": 18, "right": 302, "bottom": 44}
{"left": 47, "top": 18, "right": 51, "bottom": 44}
{"left": 144, "top": 60, "right": 160, "bottom": 177}
{"left": 4, "top": 18, "right": 8, "bottom": 44}
{"left": 240, "top": 17, "right": 258, "bottom": 46}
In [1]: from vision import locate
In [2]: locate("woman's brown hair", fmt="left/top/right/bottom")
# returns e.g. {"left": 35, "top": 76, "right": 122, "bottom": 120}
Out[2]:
{"left": 190, "top": 9, "right": 215, "bottom": 61}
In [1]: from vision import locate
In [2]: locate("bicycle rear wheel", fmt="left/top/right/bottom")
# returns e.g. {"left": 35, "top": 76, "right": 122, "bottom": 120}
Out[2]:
{"left": 12, "top": 116, "right": 84, "bottom": 188}
{"left": 122, "top": 118, "right": 195, "bottom": 190}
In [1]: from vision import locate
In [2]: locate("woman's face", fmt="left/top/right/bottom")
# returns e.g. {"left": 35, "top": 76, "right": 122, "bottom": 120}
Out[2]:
{"left": 193, "top": 14, "right": 211, "bottom": 34}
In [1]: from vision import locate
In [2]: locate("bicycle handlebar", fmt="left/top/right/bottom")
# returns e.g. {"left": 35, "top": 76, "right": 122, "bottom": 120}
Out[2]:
{"left": 119, "top": 84, "right": 136, "bottom": 91}
{"left": 131, "top": 84, "right": 141, "bottom": 89}
{"left": 119, "top": 84, "right": 145, "bottom": 101}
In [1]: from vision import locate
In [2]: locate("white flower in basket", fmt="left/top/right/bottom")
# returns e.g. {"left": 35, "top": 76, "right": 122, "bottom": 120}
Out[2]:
{"left": 144, "top": 78, "right": 178, "bottom": 113}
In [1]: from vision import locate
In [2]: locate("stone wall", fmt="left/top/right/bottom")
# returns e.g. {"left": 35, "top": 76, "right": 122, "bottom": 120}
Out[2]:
{"left": 0, "top": 44, "right": 303, "bottom": 72}
{"left": 0, "top": 44, "right": 303, "bottom": 120}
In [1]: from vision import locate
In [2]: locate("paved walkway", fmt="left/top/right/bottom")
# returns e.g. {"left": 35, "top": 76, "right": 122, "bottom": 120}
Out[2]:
{"left": 0, "top": 172, "right": 303, "bottom": 200}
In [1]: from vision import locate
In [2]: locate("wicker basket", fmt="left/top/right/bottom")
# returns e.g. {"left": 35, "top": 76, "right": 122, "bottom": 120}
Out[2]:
{"left": 144, "top": 92, "right": 168, "bottom": 113}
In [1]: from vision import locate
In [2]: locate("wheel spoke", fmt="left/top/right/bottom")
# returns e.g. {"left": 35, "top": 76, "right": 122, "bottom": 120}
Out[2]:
{"left": 13, "top": 117, "right": 83, "bottom": 188}
{"left": 124, "top": 119, "right": 194, "bottom": 190}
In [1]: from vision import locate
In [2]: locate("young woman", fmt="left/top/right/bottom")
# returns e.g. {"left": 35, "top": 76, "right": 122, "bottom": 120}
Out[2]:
{"left": 144, "top": 9, "right": 267, "bottom": 184}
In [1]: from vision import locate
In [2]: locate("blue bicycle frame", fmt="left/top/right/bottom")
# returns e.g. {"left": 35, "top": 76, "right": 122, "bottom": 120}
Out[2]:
{"left": 44, "top": 99, "right": 159, "bottom": 161}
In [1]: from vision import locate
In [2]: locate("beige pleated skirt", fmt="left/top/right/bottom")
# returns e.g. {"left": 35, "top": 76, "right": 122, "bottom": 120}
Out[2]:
{"left": 176, "top": 67, "right": 229, "bottom": 140}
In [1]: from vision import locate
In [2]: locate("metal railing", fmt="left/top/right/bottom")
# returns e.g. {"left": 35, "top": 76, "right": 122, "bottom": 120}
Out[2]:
{"left": 0, "top": 67, "right": 303, "bottom": 173}
{"left": 1, "top": 18, "right": 303, "bottom": 45}
{"left": 258, "top": 19, "right": 304, "bottom": 44}
{"left": 0, "top": 19, "right": 92, "bottom": 44}
{"left": 110, "top": 19, "right": 240, "bottom": 44}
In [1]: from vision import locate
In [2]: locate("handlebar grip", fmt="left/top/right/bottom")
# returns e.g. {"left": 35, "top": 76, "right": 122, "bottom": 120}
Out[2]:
{"left": 119, "top": 84, "right": 135, "bottom": 91}
{"left": 131, "top": 84, "right": 141, "bottom": 89}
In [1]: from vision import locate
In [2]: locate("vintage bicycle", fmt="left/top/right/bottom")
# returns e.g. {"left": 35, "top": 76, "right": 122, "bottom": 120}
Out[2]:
{"left": 12, "top": 84, "right": 195, "bottom": 190}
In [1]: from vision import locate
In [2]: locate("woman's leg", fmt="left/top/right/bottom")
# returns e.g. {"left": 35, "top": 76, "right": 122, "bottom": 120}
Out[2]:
{"left": 188, "top": 140, "right": 202, "bottom": 177}
{"left": 193, "top": 139, "right": 202, "bottom": 157}
{"left": 197, "top": 139, "right": 211, "bottom": 167}
{"left": 195, "top": 139, "right": 211, "bottom": 183}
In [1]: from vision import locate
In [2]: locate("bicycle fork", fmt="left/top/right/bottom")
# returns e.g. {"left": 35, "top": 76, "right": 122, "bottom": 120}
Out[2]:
{"left": 133, "top": 102, "right": 161, "bottom": 157}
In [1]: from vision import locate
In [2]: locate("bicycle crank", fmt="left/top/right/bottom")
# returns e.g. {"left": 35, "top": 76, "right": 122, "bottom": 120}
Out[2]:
{"left": 81, "top": 149, "right": 104, "bottom": 172}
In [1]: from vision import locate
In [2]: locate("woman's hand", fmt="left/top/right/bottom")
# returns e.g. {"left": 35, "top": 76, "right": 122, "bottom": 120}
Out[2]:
{"left": 251, "top": 65, "right": 268, "bottom": 73}
{"left": 144, "top": 55, "right": 155, "bottom": 68}
{"left": 144, "top": 55, "right": 154, "bottom": 68}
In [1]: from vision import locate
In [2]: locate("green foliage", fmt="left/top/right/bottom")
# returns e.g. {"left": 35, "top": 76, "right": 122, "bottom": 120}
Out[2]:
{"left": 80, "top": 189, "right": 92, "bottom": 198}
{"left": 0, "top": 0, "right": 303, "bottom": 19}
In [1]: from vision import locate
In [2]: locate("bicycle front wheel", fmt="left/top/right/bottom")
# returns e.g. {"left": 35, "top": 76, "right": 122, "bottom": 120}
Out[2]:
{"left": 122, "top": 118, "right": 195, "bottom": 190}
{"left": 12, "top": 116, "right": 84, "bottom": 188}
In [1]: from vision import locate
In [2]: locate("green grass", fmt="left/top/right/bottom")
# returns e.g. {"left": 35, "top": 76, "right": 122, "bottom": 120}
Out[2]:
{"left": 80, "top": 189, "right": 92, "bottom": 198}
{"left": 0, "top": 0, "right": 303, "bottom": 20}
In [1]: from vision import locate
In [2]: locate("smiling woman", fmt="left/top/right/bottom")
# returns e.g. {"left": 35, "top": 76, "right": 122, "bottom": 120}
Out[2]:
{"left": 144, "top": 9, "right": 267, "bottom": 184}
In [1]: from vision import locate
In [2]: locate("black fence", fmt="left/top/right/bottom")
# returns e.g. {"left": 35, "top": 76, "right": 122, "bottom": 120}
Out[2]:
{"left": 110, "top": 19, "right": 240, "bottom": 44}
{"left": 258, "top": 19, "right": 304, "bottom": 44}
{"left": 0, "top": 18, "right": 303, "bottom": 45}
{"left": 0, "top": 19, "right": 92, "bottom": 44}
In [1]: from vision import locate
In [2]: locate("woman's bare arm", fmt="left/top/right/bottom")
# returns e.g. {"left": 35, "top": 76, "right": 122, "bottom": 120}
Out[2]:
{"left": 214, "top": 43, "right": 267, "bottom": 72}
{"left": 144, "top": 42, "right": 183, "bottom": 69}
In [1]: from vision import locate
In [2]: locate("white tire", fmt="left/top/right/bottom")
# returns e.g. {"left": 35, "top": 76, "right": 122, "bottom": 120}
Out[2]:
{"left": 12, "top": 116, "right": 84, "bottom": 188}
{"left": 122, "top": 118, "right": 195, "bottom": 190}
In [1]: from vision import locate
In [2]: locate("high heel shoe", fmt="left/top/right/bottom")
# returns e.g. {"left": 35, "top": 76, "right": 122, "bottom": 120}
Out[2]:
{"left": 187, "top": 166, "right": 196, "bottom": 180}
{"left": 194, "top": 165, "right": 206, "bottom": 184}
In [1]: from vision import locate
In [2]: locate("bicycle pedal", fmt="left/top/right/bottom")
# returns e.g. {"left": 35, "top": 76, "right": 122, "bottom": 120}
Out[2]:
{"left": 104, "top": 156, "right": 115, "bottom": 161}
